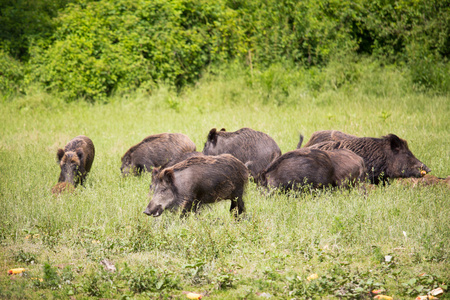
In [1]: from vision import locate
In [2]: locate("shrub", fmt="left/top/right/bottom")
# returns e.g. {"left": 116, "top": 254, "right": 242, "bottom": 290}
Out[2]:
{"left": 407, "top": 44, "right": 450, "bottom": 94}
{"left": 0, "top": 0, "right": 68, "bottom": 61}
{"left": 12, "top": 0, "right": 450, "bottom": 100}
{"left": 127, "top": 267, "right": 179, "bottom": 294}
{"left": 29, "top": 0, "right": 248, "bottom": 101}
{"left": 0, "top": 51, "right": 24, "bottom": 99}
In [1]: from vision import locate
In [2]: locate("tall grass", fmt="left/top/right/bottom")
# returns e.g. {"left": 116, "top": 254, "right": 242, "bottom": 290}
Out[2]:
{"left": 0, "top": 61, "right": 449, "bottom": 299}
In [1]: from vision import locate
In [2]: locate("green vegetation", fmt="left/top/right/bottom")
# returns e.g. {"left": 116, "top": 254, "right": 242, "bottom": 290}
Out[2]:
{"left": 1, "top": 0, "right": 449, "bottom": 298}
{"left": 1, "top": 63, "right": 449, "bottom": 298}
{"left": 1, "top": 0, "right": 449, "bottom": 101}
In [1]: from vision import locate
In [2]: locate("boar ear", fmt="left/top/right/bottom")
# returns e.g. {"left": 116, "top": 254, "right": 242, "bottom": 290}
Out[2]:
{"left": 220, "top": 128, "right": 226, "bottom": 131}
{"left": 386, "top": 134, "right": 405, "bottom": 152}
{"left": 163, "top": 169, "right": 175, "bottom": 184}
{"left": 207, "top": 128, "right": 218, "bottom": 144}
{"left": 57, "top": 149, "right": 65, "bottom": 163}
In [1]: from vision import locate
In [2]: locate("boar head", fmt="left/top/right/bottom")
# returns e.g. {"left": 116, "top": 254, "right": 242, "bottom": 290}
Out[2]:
{"left": 144, "top": 169, "right": 177, "bottom": 217}
{"left": 57, "top": 148, "right": 84, "bottom": 186}
{"left": 120, "top": 155, "right": 143, "bottom": 176}
{"left": 384, "top": 134, "right": 431, "bottom": 178}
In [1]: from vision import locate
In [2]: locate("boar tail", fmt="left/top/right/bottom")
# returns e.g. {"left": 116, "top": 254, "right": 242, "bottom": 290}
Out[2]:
{"left": 297, "top": 134, "right": 304, "bottom": 149}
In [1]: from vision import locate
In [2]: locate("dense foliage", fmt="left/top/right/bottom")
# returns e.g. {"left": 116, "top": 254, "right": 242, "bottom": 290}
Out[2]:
{"left": 0, "top": 0, "right": 449, "bottom": 101}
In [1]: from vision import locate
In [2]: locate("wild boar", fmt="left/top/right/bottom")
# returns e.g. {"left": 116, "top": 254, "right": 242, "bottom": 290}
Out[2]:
{"left": 144, "top": 154, "right": 248, "bottom": 217}
{"left": 326, "top": 149, "right": 367, "bottom": 187}
{"left": 56, "top": 135, "right": 95, "bottom": 187}
{"left": 202, "top": 127, "right": 281, "bottom": 182}
{"left": 259, "top": 148, "right": 335, "bottom": 191}
{"left": 310, "top": 134, "right": 431, "bottom": 184}
{"left": 302, "top": 130, "right": 358, "bottom": 148}
{"left": 121, "top": 133, "right": 196, "bottom": 176}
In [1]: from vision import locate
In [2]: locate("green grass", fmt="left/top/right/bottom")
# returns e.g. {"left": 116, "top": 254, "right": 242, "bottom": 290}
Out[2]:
{"left": 0, "top": 63, "right": 449, "bottom": 299}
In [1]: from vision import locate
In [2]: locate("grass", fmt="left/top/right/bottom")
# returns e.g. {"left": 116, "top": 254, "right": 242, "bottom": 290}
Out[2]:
{"left": 0, "top": 61, "right": 449, "bottom": 299}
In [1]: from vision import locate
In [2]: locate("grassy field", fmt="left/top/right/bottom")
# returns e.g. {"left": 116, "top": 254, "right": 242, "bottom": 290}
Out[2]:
{"left": 0, "top": 64, "right": 449, "bottom": 299}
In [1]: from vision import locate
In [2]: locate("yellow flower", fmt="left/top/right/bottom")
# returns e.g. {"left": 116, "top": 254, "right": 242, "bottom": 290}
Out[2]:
{"left": 307, "top": 273, "right": 318, "bottom": 281}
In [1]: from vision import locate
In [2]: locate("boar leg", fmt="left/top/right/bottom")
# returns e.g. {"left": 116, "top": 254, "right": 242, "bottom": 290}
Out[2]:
{"left": 229, "top": 194, "right": 245, "bottom": 216}
{"left": 180, "top": 198, "right": 200, "bottom": 217}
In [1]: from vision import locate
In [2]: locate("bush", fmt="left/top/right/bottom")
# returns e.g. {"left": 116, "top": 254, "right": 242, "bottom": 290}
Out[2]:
{"left": 29, "top": 0, "right": 248, "bottom": 101}
{"left": 27, "top": 0, "right": 367, "bottom": 101}
{"left": 0, "top": 0, "right": 71, "bottom": 61}
{"left": 407, "top": 44, "right": 450, "bottom": 94}
{"left": 8, "top": 0, "right": 450, "bottom": 100}
{"left": 127, "top": 266, "right": 179, "bottom": 294}
{"left": 0, "top": 51, "right": 24, "bottom": 99}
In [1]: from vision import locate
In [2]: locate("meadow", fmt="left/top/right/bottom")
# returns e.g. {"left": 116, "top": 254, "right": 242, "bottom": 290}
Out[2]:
{"left": 0, "top": 64, "right": 449, "bottom": 299}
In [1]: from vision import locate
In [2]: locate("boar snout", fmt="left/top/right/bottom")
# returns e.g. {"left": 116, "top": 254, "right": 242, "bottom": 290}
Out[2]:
{"left": 421, "top": 164, "right": 431, "bottom": 175}
{"left": 143, "top": 203, "right": 164, "bottom": 217}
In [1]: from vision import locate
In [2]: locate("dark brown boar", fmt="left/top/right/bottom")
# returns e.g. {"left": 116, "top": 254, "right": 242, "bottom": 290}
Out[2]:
{"left": 56, "top": 135, "right": 95, "bottom": 187}
{"left": 325, "top": 149, "right": 367, "bottom": 187}
{"left": 310, "top": 134, "right": 431, "bottom": 184}
{"left": 202, "top": 127, "right": 281, "bottom": 182}
{"left": 302, "top": 130, "right": 358, "bottom": 148}
{"left": 144, "top": 154, "right": 248, "bottom": 217}
{"left": 121, "top": 133, "right": 196, "bottom": 176}
{"left": 259, "top": 148, "right": 335, "bottom": 191}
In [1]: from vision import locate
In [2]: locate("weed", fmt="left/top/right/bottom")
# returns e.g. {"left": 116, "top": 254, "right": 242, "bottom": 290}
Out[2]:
{"left": 166, "top": 96, "right": 181, "bottom": 112}
{"left": 35, "top": 262, "right": 61, "bottom": 290}
{"left": 402, "top": 273, "right": 447, "bottom": 297}
{"left": 83, "top": 271, "right": 104, "bottom": 297}
{"left": 13, "top": 249, "right": 38, "bottom": 265}
{"left": 183, "top": 259, "right": 207, "bottom": 285}
{"left": 286, "top": 266, "right": 386, "bottom": 298}
{"left": 127, "top": 266, "right": 179, "bottom": 294}
{"left": 379, "top": 110, "right": 392, "bottom": 122}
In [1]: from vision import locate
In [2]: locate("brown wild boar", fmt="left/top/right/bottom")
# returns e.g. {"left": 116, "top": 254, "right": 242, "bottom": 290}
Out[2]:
{"left": 310, "top": 134, "right": 431, "bottom": 184}
{"left": 144, "top": 154, "right": 248, "bottom": 217}
{"left": 56, "top": 135, "right": 95, "bottom": 187}
{"left": 301, "top": 130, "right": 358, "bottom": 148}
{"left": 325, "top": 149, "right": 367, "bottom": 187}
{"left": 259, "top": 148, "right": 336, "bottom": 191}
{"left": 202, "top": 127, "right": 281, "bottom": 182}
{"left": 121, "top": 133, "right": 196, "bottom": 176}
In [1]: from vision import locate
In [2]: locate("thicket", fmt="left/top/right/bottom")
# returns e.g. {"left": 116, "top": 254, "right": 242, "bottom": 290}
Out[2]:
{"left": 0, "top": 0, "right": 449, "bottom": 101}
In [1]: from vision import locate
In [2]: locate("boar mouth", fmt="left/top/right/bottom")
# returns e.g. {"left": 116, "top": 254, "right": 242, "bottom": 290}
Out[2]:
{"left": 143, "top": 204, "right": 164, "bottom": 217}
{"left": 421, "top": 164, "right": 431, "bottom": 175}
